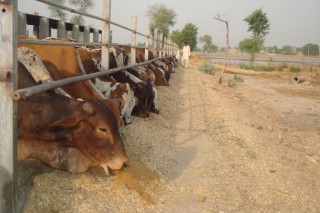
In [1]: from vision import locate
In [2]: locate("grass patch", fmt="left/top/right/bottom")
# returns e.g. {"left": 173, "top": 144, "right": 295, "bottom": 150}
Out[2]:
{"left": 255, "top": 65, "right": 276, "bottom": 72}
{"left": 278, "top": 62, "right": 288, "bottom": 71}
{"left": 290, "top": 66, "right": 301, "bottom": 73}
{"left": 239, "top": 63, "right": 253, "bottom": 70}
{"left": 239, "top": 63, "right": 275, "bottom": 72}
{"left": 200, "top": 63, "right": 215, "bottom": 74}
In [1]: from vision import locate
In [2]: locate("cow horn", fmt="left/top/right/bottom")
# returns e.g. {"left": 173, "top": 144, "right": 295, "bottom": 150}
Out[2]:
{"left": 82, "top": 102, "right": 94, "bottom": 114}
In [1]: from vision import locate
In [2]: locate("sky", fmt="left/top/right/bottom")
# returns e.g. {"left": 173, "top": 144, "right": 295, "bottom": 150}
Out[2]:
{"left": 18, "top": 0, "right": 320, "bottom": 48}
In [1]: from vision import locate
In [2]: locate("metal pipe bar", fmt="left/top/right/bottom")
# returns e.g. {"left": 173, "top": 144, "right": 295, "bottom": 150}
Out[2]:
{"left": 12, "top": 57, "right": 171, "bottom": 100}
{"left": 27, "top": 2, "right": 148, "bottom": 42}
{"left": 36, "top": 0, "right": 108, "bottom": 23}
{"left": 18, "top": 39, "right": 107, "bottom": 47}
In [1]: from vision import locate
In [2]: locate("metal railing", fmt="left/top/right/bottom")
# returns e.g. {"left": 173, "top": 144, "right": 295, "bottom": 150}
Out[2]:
{"left": 1, "top": 0, "right": 179, "bottom": 212}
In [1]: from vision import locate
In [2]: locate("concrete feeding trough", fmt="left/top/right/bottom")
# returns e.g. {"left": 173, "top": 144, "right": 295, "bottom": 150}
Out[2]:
{"left": 292, "top": 76, "right": 305, "bottom": 84}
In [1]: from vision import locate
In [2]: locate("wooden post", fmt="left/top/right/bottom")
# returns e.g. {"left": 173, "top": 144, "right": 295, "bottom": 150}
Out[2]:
{"left": 101, "top": 0, "right": 110, "bottom": 69}
{"left": 145, "top": 28, "right": 149, "bottom": 61}
{"left": 214, "top": 15, "right": 230, "bottom": 84}
{"left": 39, "top": 16, "right": 49, "bottom": 39}
{"left": 0, "top": 0, "right": 18, "bottom": 212}
{"left": 130, "top": 16, "right": 137, "bottom": 65}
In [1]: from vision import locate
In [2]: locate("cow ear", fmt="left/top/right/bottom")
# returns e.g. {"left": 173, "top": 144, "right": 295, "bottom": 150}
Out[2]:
{"left": 49, "top": 116, "right": 80, "bottom": 128}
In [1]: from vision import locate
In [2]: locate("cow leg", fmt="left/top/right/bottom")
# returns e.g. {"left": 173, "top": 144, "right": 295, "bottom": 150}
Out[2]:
{"left": 123, "top": 90, "right": 136, "bottom": 124}
{"left": 18, "top": 139, "right": 93, "bottom": 173}
{"left": 151, "top": 86, "right": 160, "bottom": 114}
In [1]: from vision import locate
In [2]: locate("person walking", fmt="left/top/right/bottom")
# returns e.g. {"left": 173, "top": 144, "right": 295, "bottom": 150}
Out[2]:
{"left": 182, "top": 42, "right": 191, "bottom": 68}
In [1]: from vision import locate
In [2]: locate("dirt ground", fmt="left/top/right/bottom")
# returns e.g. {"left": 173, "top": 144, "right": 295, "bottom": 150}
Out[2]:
{"left": 23, "top": 55, "right": 320, "bottom": 213}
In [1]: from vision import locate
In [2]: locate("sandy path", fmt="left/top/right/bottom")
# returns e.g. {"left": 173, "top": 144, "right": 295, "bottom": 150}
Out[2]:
{"left": 23, "top": 60, "right": 320, "bottom": 212}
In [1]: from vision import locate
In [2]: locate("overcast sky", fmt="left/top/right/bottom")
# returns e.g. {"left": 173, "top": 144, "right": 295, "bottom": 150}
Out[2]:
{"left": 18, "top": 0, "right": 320, "bottom": 48}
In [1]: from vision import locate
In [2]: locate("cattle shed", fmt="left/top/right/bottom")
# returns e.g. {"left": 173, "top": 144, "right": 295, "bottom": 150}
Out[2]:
{"left": 0, "top": 0, "right": 178, "bottom": 212}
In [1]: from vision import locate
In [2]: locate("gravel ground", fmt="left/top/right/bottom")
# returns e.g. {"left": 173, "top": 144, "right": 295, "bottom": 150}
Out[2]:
{"left": 23, "top": 56, "right": 320, "bottom": 212}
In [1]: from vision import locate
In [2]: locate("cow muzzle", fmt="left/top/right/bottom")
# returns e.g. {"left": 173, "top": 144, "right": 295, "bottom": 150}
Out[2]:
{"left": 100, "top": 155, "right": 129, "bottom": 175}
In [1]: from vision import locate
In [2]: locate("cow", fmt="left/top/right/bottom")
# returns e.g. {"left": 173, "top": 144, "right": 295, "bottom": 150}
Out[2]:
{"left": 18, "top": 35, "right": 135, "bottom": 125}
{"left": 108, "top": 46, "right": 160, "bottom": 116}
{"left": 17, "top": 62, "right": 128, "bottom": 175}
{"left": 75, "top": 47, "right": 135, "bottom": 124}
{"left": 87, "top": 46, "right": 160, "bottom": 117}
{"left": 125, "top": 46, "right": 171, "bottom": 86}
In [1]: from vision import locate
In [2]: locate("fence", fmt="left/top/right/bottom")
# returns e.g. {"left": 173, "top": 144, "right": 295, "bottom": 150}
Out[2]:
{"left": 0, "top": 0, "right": 178, "bottom": 212}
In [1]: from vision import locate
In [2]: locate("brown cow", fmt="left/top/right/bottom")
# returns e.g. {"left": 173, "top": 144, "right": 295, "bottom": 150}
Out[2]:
{"left": 87, "top": 46, "right": 160, "bottom": 117}
{"left": 18, "top": 36, "right": 135, "bottom": 125}
{"left": 17, "top": 62, "right": 128, "bottom": 174}
{"left": 120, "top": 46, "right": 170, "bottom": 86}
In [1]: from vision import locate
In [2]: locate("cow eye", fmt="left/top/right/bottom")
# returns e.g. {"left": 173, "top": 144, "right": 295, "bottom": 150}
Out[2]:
{"left": 98, "top": 127, "right": 108, "bottom": 133}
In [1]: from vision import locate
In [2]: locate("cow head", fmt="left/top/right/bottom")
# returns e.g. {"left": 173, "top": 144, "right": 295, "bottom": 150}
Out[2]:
{"left": 131, "top": 80, "right": 156, "bottom": 118}
{"left": 49, "top": 98, "right": 128, "bottom": 174}
{"left": 18, "top": 61, "right": 128, "bottom": 175}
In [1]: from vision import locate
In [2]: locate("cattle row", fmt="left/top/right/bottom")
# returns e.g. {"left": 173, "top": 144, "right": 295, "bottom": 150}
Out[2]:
{"left": 17, "top": 35, "right": 178, "bottom": 175}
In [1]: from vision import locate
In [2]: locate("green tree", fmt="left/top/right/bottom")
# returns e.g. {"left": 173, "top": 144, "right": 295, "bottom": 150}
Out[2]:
{"left": 178, "top": 23, "right": 198, "bottom": 50}
{"left": 47, "top": 0, "right": 94, "bottom": 25}
{"left": 281, "top": 45, "right": 294, "bottom": 55}
{"left": 273, "top": 45, "right": 280, "bottom": 54}
{"left": 244, "top": 8, "right": 270, "bottom": 63}
{"left": 146, "top": 4, "right": 177, "bottom": 39}
{"left": 170, "top": 30, "right": 180, "bottom": 45}
{"left": 239, "top": 38, "right": 261, "bottom": 56}
{"left": 199, "top": 35, "right": 218, "bottom": 53}
{"left": 48, "top": 0, "right": 68, "bottom": 21}
{"left": 69, "top": 0, "right": 94, "bottom": 25}
{"left": 302, "top": 43, "right": 319, "bottom": 56}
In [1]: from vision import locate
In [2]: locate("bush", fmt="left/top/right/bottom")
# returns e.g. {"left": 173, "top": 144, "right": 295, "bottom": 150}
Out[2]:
{"left": 278, "top": 62, "right": 288, "bottom": 71}
{"left": 233, "top": 74, "right": 244, "bottom": 82}
{"left": 228, "top": 74, "right": 244, "bottom": 87}
{"left": 290, "top": 66, "right": 301, "bottom": 73}
{"left": 201, "top": 63, "right": 215, "bottom": 74}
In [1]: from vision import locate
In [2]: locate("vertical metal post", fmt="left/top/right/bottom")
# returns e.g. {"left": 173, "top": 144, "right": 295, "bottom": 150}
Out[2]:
{"left": 57, "top": 21, "right": 66, "bottom": 39}
{"left": 130, "top": 16, "right": 137, "bottom": 65}
{"left": 39, "top": 16, "right": 49, "bottom": 39}
{"left": 153, "top": 28, "right": 157, "bottom": 56}
{"left": 0, "top": 0, "right": 18, "bottom": 212}
{"left": 164, "top": 37, "right": 167, "bottom": 56}
{"left": 33, "top": 24, "right": 39, "bottom": 39}
{"left": 145, "top": 28, "right": 149, "bottom": 61}
{"left": 84, "top": 26, "right": 90, "bottom": 42}
{"left": 72, "top": 24, "right": 80, "bottom": 41}
{"left": 159, "top": 33, "right": 163, "bottom": 58}
{"left": 101, "top": 0, "right": 110, "bottom": 69}
{"left": 18, "top": 12, "right": 26, "bottom": 36}
{"left": 93, "top": 29, "right": 99, "bottom": 43}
